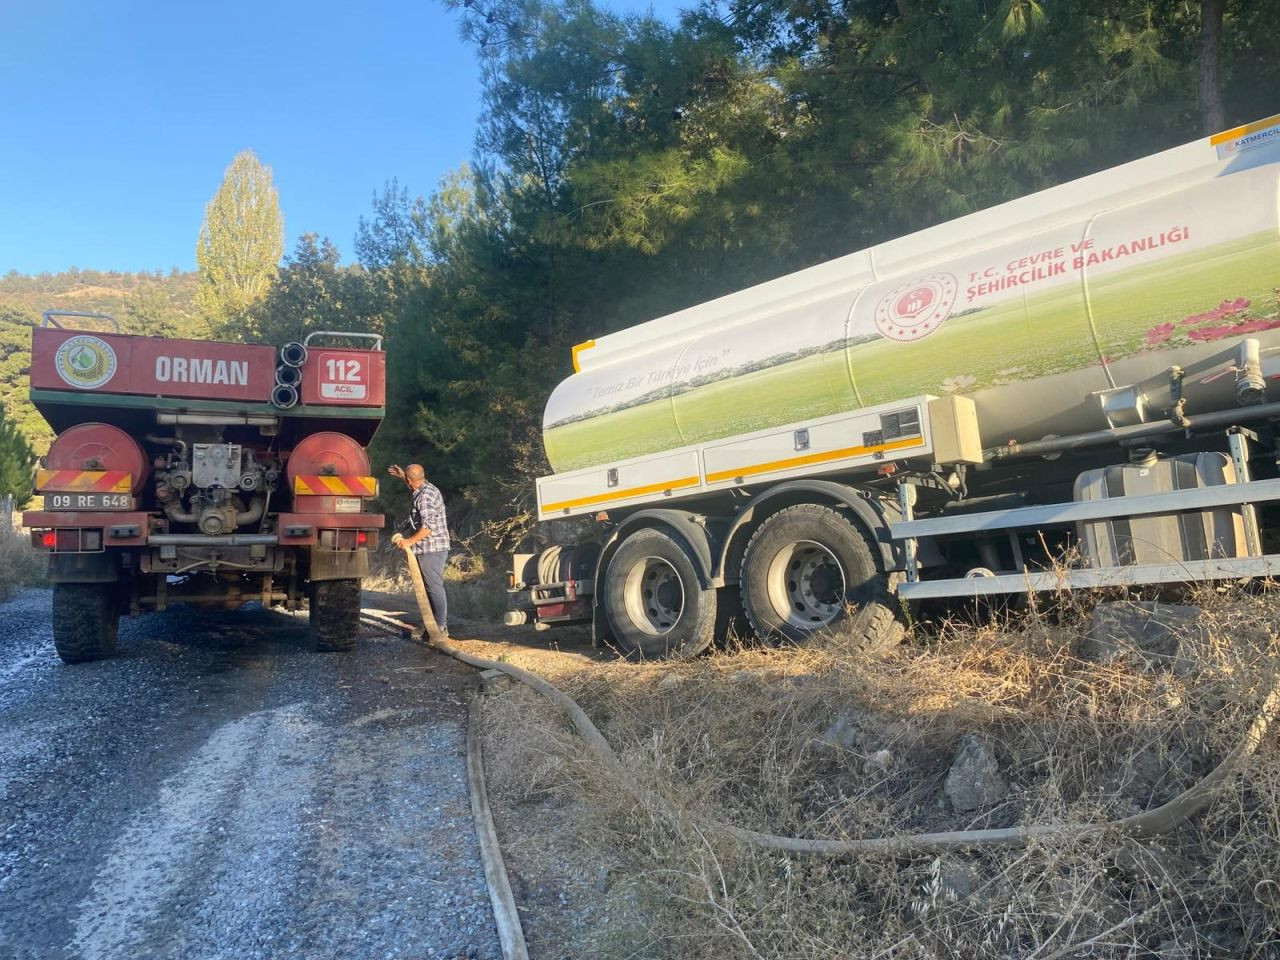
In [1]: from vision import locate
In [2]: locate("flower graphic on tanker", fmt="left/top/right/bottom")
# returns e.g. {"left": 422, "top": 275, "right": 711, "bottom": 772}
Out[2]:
{"left": 1143, "top": 297, "right": 1280, "bottom": 348}
{"left": 873, "top": 273, "right": 958, "bottom": 343}
{"left": 940, "top": 374, "right": 977, "bottom": 394}
{"left": 1181, "top": 297, "right": 1251, "bottom": 326}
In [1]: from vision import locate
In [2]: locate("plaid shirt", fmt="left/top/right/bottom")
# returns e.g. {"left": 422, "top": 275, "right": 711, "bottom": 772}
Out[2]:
{"left": 408, "top": 481, "right": 450, "bottom": 554}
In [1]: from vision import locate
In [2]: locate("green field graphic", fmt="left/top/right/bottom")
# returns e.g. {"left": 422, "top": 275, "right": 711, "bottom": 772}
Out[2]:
{"left": 545, "top": 233, "right": 1280, "bottom": 472}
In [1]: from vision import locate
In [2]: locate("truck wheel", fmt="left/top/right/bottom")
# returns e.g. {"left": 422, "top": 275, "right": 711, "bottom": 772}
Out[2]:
{"left": 740, "top": 503, "right": 903, "bottom": 651}
{"left": 52, "top": 582, "right": 120, "bottom": 664}
{"left": 310, "top": 579, "right": 361, "bottom": 652}
{"left": 603, "top": 527, "right": 716, "bottom": 660}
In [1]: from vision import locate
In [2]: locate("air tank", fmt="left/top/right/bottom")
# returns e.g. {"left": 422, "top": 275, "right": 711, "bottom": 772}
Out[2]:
{"left": 543, "top": 116, "right": 1280, "bottom": 474}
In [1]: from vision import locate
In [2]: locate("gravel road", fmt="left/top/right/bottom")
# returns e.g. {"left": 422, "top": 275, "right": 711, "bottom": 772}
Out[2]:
{"left": 0, "top": 588, "right": 503, "bottom": 960}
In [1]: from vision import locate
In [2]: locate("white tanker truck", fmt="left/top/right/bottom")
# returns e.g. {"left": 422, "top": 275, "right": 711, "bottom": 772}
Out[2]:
{"left": 505, "top": 113, "right": 1280, "bottom": 658}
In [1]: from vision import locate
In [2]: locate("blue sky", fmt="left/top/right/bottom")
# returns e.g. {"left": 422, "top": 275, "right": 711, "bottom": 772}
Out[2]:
{"left": 0, "top": 0, "right": 684, "bottom": 275}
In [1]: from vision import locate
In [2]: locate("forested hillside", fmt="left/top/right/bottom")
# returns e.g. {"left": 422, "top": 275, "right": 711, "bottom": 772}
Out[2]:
{"left": 0, "top": 269, "right": 202, "bottom": 446}
{"left": 6, "top": 0, "right": 1278, "bottom": 546}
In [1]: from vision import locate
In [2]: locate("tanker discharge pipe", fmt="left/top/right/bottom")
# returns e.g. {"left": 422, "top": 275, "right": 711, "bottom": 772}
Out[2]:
{"left": 986, "top": 398, "right": 1280, "bottom": 462}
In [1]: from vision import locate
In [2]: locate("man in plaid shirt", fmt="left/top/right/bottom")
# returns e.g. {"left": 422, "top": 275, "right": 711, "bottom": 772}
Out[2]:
{"left": 388, "top": 463, "right": 450, "bottom": 635}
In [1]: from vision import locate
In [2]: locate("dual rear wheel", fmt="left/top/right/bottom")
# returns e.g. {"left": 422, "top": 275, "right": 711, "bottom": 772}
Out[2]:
{"left": 601, "top": 504, "right": 902, "bottom": 659}
{"left": 603, "top": 528, "right": 717, "bottom": 660}
{"left": 739, "top": 503, "right": 903, "bottom": 652}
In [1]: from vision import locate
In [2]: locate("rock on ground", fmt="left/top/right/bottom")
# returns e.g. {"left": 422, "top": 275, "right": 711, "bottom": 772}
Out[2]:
{"left": 944, "top": 734, "right": 1008, "bottom": 813}
{"left": 1082, "top": 601, "right": 1205, "bottom": 672}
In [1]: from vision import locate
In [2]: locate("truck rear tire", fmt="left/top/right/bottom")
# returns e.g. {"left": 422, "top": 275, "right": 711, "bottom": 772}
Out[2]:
{"left": 603, "top": 527, "right": 717, "bottom": 660}
{"left": 740, "top": 503, "right": 903, "bottom": 651}
{"left": 310, "top": 578, "right": 361, "bottom": 652}
{"left": 52, "top": 582, "right": 120, "bottom": 663}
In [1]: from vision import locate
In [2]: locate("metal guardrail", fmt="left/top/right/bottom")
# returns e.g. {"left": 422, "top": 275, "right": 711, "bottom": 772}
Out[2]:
{"left": 889, "top": 478, "right": 1280, "bottom": 540}
{"left": 898, "top": 554, "right": 1280, "bottom": 600}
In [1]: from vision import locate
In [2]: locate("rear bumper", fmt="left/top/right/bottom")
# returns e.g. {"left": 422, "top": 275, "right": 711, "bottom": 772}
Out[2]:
{"left": 23, "top": 510, "right": 385, "bottom": 549}
{"left": 277, "top": 512, "right": 385, "bottom": 546}
{"left": 23, "top": 511, "right": 150, "bottom": 546}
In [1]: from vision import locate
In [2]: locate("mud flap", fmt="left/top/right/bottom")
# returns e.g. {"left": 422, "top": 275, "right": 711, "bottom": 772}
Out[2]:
{"left": 48, "top": 551, "right": 119, "bottom": 583}
{"left": 309, "top": 546, "right": 370, "bottom": 582}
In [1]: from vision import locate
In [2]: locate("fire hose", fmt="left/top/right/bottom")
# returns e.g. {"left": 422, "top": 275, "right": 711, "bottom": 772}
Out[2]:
{"left": 366, "top": 552, "right": 1280, "bottom": 947}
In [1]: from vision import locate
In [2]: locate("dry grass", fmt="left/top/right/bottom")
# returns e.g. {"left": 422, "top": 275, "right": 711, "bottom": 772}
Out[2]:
{"left": 0, "top": 523, "right": 47, "bottom": 601}
{"left": 480, "top": 589, "right": 1280, "bottom": 959}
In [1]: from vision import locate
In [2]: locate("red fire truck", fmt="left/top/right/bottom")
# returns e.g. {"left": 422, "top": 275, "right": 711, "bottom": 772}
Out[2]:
{"left": 22, "top": 311, "right": 386, "bottom": 663}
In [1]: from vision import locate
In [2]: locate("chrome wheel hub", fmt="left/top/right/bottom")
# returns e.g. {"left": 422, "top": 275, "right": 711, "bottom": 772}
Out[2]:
{"left": 621, "top": 556, "right": 684, "bottom": 637}
{"left": 765, "top": 540, "right": 846, "bottom": 629}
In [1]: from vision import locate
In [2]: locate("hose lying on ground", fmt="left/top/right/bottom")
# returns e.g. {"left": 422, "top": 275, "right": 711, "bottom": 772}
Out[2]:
{"left": 361, "top": 607, "right": 1280, "bottom": 858}
{"left": 466, "top": 693, "right": 530, "bottom": 960}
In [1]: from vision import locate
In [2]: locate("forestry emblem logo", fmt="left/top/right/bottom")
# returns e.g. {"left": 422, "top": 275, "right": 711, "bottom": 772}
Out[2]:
{"left": 55, "top": 335, "right": 118, "bottom": 389}
{"left": 874, "top": 273, "right": 958, "bottom": 343}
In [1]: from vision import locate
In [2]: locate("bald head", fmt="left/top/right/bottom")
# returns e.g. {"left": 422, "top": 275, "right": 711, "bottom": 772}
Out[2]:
{"left": 406, "top": 464, "right": 426, "bottom": 485}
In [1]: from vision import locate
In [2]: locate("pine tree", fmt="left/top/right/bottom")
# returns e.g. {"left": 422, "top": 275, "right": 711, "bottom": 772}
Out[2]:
{"left": 195, "top": 150, "right": 285, "bottom": 340}
{"left": 0, "top": 406, "right": 35, "bottom": 510}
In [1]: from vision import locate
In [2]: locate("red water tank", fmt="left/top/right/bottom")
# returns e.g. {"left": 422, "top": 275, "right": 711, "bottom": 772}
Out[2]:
{"left": 285, "top": 431, "right": 371, "bottom": 485}
{"left": 46, "top": 423, "right": 149, "bottom": 494}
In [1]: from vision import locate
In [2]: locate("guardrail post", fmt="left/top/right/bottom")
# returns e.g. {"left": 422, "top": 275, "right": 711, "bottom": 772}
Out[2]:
{"left": 897, "top": 480, "right": 919, "bottom": 583}
{"left": 1228, "top": 426, "right": 1263, "bottom": 557}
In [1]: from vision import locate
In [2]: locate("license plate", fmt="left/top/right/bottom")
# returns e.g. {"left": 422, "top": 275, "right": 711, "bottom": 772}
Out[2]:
{"left": 334, "top": 497, "right": 362, "bottom": 514}
{"left": 44, "top": 492, "right": 133, "bottom": 511}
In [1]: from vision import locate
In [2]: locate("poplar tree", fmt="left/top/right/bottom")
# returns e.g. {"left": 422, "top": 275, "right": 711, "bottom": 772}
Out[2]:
{"left": 195, "top": 150, "right": 285, "bottom": 340}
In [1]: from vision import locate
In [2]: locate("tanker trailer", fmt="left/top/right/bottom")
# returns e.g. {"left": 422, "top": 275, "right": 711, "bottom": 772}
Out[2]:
{"left": 22, "top": 313, "right": 386, "bottom": 663}
{"left": 506, "top": 112, "right": 1280, "bottom": 658}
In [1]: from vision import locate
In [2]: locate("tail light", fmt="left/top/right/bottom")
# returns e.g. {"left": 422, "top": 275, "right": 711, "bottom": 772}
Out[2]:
{"left": 319, "top": 529, "right": 376, "bottom": 550}
{"left": 33, "top": 529, "right": 103, "bottom": 551}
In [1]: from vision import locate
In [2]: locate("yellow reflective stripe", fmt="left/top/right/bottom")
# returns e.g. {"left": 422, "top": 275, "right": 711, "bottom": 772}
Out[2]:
{"left": 542, "top": 475, "right": 700, "bottom": 513}
{"left": 705, "top": 436, "right": 925, "bottom": 484}
{"left": 1210, "top": 113, "right": 1280, "bottom": 145}
{"left": 292, "top": 475, "right": 378, "bottom": 496}
{"left": 35, "top": 469, "right": 132, "bottom": 493}
{"left": 541, "top": 436, "right": 925, "bottom": 513}
{"left": 571, "top": 339, "right": 596, "bottom": 373}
